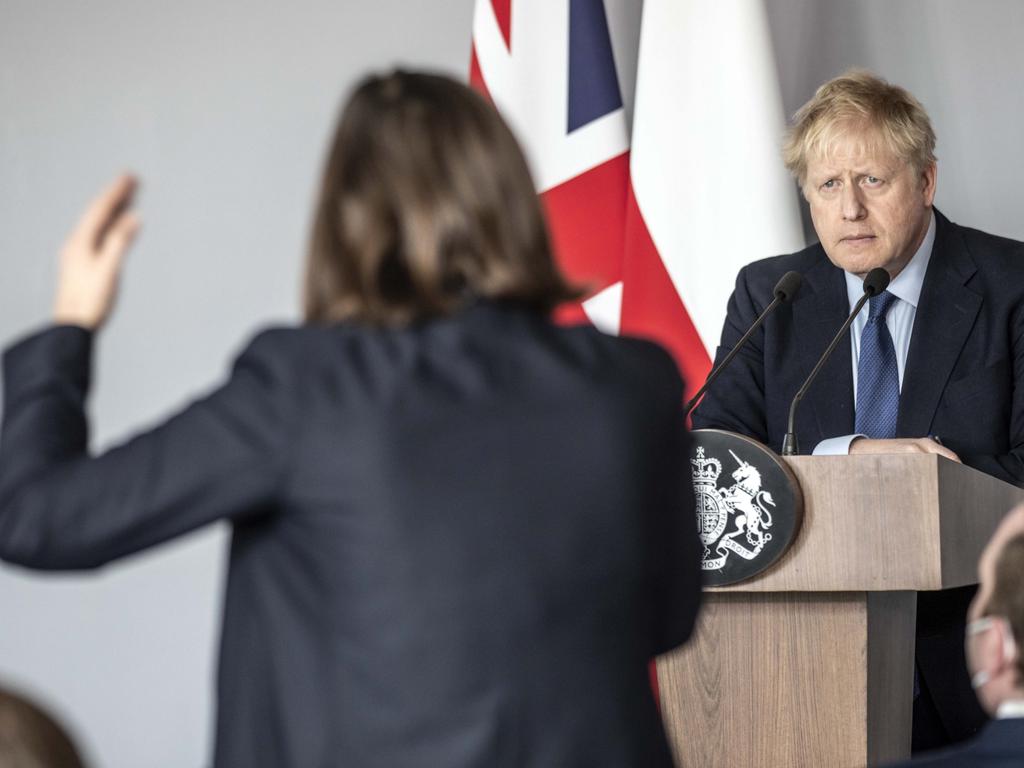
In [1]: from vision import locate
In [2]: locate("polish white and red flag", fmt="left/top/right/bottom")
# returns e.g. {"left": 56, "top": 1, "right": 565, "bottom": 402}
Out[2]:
{"left": 469, "top": 0, "right": 804, "bottom": 399}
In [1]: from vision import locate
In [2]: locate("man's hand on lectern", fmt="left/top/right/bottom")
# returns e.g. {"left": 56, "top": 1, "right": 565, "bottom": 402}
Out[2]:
{"left": 849, "top": 437, "right": 961, "bottom": 462}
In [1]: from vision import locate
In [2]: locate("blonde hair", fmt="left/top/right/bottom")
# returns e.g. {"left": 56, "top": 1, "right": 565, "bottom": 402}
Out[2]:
{"left": 783, "top": 70, "right": 936, "bottom": 186}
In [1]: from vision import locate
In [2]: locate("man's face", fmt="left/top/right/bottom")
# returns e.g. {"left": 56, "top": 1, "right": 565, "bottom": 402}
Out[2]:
{"left": 966, "top": 506, "right": 1024, "bottom": 713}
{"left": 968, "top": 508, "right": 1024, "bottom": 623}
{"left": 803, "top": 128, "right": 936, "bottom": 279}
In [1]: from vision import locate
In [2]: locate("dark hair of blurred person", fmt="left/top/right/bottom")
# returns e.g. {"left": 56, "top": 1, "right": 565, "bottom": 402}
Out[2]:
{"left": 0, "top": 70, "right": 701, "bottom": 767}
{"left": 305, "top": 71, "right": 580, "bottom": 325}
{"left": 0, "top": 686, "right": 86, "bottom": 768}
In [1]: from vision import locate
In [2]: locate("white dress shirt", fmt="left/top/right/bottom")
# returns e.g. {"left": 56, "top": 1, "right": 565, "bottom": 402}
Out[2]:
{"left": 996, "top": 699, "right": 1024, "bottom": 719}
{"left": 813, "top": 211, "right": 936, "bottom": 455}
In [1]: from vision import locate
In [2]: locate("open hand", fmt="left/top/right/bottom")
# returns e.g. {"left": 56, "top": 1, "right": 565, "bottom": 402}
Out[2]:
{"left": 53, "top": 174, "right": 140, "bottom": 330}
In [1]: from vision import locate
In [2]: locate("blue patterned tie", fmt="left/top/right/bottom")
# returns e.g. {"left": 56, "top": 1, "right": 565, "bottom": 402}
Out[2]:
{"left": 855, "top": 290, "right": 900, "bottom": 439}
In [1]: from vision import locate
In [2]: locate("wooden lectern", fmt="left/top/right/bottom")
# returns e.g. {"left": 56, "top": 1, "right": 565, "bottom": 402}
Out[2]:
{"left": 657, "top": 454, "right": 1024, "bottom": 768}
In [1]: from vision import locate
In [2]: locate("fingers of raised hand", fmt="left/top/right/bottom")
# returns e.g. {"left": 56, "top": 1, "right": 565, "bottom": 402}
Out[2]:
{"left": 69, "top": 174, "right": 138, "bottom": 253}
{"left": 54, "top": 174, "right": 141, "bottom": 329}
{"left": 97, "top": 210, "right": 141, "bottom": 266}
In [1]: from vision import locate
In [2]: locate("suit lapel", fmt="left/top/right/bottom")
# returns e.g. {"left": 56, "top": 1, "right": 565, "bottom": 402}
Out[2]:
{"left": 790, "top": 253, "right": 855, "bottom": 445}
{"left": 897, "top": 211, "right": 982, "bottom": 437}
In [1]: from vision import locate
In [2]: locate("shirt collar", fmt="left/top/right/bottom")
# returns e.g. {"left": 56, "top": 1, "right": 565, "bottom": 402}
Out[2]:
{"left": 843, "top": 210, "right": 936, "bottom": 309}
{"left": 997, "top": 699, "right": 1024, "bottom": 719}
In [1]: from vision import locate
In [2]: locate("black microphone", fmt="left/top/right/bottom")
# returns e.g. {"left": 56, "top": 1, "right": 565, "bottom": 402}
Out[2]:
{"left": 780, "top": 267, "right": 891, "bottom": 456}
{"left": 684, "top": 270, "right": 802, "bottom": 416}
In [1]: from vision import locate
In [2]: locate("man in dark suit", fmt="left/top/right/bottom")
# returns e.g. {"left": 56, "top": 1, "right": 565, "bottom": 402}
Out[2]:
{"left": 692, "top": 70, "right": 1024, "bottom": 751}
{"left": 886, "top": 506, "right": 1024, "bottom": 767}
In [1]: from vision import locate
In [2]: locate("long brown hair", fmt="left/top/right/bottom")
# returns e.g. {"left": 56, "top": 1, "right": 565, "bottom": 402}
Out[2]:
{"left": 304, "top": 70, "right": 580, "bottom": 326}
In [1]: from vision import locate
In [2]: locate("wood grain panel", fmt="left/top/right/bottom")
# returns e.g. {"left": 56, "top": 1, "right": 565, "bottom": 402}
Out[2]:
{"left": 707, "top": 455, "right": 1024, "bottom": 592}
{"left": 658, "top": 592, "right": 918, "bottom": 768}
{"left": 661, "top": 456, "right": 1022, "bottom": 766}
{"left": 660, "top": 593, "right": 865, "bottom": 767}
{"left": 936, "top": 458, "right": 1024, "bottom": 585}
{"left": 866, "top": 592, "right": 916, "bottom": 764}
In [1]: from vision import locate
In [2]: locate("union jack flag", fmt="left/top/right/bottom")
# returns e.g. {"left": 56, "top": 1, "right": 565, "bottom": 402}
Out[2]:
{"left": 470, "top": 0, "right": 803, "bottom": 401}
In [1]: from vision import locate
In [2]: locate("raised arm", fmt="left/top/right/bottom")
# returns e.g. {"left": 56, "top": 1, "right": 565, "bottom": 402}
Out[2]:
{"left": 0, "top": 176, "right": 296, "bottom": 569}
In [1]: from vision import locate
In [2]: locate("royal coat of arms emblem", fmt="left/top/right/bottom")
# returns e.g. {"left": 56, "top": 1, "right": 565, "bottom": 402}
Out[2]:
{"left": 689, "top": 430, "right": 802, "bottom": 586}
{"left": 692, "top": 446, "right": 778, "bottom": 571}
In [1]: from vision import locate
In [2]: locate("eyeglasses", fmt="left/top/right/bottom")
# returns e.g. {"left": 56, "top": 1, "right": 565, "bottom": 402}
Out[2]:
{"left": 966, "top": 616, "right": 1017, "bottom": 690}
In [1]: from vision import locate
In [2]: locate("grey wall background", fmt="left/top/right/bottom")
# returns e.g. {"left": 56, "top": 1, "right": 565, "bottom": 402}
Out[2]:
{"left": 1, "top": 1, "right": 1022, "bottom": 766}
{"left": 0, "top": 3, "right": 476, "bottom": 766}
{"left": 767, "top": 0, "right": 1024, "bottom": 242}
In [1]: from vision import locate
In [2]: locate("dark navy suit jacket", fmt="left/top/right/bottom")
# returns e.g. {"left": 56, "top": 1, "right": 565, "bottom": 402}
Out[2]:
{"left": 885, "top": 717, "right": 1024, "bottom": 767}
{"left": 0, "top": 302, "right": 701, "bottom": 767}
{"left": 692, "top": 210, "right": 1024, "bottom": 741}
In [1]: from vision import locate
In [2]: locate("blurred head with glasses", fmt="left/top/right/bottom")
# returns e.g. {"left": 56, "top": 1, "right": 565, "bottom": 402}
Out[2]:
{"left": 966, "top": 505, "right": 1024, "bottom": 715}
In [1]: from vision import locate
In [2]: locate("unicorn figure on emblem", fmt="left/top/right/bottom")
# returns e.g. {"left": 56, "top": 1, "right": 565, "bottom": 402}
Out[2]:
{"left": 692, "top": 445, "right": 777, "bottom": 571}
{"left": 720, "top": 450, "right": 774, "bottom": 552}
{"left": 721, "top": 450, "right": 776, "bottom": 550}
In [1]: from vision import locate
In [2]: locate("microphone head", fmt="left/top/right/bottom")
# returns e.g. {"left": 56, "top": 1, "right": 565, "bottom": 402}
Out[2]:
{"left": 862, "top": 267, "right": 891, "bottom": 297}
{"left": 773, "top": 271, "right": 803, "bottom": 303}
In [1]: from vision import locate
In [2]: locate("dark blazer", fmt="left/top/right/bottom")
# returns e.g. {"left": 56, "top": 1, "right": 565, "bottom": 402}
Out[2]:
{"left": 0, "top": 302, "right": 701, "bottom": 768}
{"left": 691, "top": 210, "right": 1024, "bottom": 481}
{"left": 884, "top": 717, "right": 1024, "bottom": 768}
{"left": 692, "top": 209, "right": 1024, "bottom": 743}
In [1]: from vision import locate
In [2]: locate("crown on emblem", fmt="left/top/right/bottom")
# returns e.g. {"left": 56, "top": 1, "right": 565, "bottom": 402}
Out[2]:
{"left": 691, "top": 446, "right": 722, "bottom": 485}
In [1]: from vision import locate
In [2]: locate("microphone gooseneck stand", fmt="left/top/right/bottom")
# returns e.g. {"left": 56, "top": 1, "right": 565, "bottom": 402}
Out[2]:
{"left": 780, "top": 267, "right": 891, "bottom": 456}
